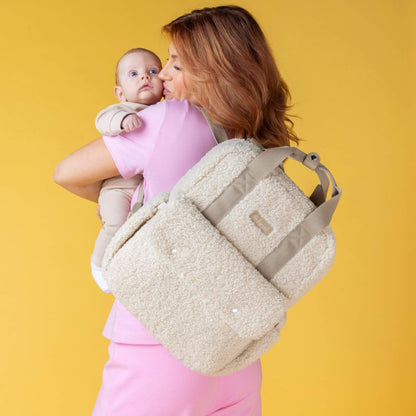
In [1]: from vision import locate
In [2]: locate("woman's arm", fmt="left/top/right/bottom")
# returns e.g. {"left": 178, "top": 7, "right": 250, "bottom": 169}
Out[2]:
{"left": 54, "top": 138, "right": 120, "bottom": 202}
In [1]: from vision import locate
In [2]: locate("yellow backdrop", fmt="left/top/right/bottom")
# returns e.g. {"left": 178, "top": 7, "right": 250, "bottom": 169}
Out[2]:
{"left": 0, "top": 0, "right": 414, "bottom": 414}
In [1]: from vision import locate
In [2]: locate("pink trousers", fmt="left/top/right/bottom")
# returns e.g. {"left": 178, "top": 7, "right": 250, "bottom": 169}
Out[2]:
{"left": 92, "top": 342, "right": 262, "bottom": 416}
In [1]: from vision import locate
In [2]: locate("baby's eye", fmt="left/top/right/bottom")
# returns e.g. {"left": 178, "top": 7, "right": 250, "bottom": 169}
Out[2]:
{"left": 149, "top": 69, "right": 159, "bottom": 76}
{"left": 129, "top": 71, "right": 138, "bottom": 77}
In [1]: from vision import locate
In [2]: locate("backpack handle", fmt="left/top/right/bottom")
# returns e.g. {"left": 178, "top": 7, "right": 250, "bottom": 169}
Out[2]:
{"left": 202, "top": 146, "right": 342, "bottom": 283}
{"left": 203, "top": 146, "right": 341, "bottom": 224}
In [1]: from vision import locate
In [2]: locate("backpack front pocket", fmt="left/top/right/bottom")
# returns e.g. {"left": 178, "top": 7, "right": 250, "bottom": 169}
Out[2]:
{"left": 104, "top": 196, "right": 288, "bottom": 375}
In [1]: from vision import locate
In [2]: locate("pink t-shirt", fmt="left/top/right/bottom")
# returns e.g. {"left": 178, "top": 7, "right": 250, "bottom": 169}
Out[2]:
{"left": 102, "top": 99, "right": 216, "bottom": 344}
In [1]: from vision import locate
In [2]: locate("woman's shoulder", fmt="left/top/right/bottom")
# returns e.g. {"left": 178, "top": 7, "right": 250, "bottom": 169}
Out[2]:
{"left": 139, "top": 99, "right": 207, "bottom": 135}
{"left": 143, "top": 99, "right": 202, "bottom": 118}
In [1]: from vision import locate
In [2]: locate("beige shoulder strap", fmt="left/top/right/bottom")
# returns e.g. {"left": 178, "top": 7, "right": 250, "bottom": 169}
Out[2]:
{"left": 200, "top": 108, "right": 228, "bottom": 144}
{"left": 130, "top": 182, "right": 145, "bottom": 215}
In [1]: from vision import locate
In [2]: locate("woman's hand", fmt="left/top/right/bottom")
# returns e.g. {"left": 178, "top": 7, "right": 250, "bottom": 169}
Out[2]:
{"left": 54, "top": 138, "right": 120, "bottom": 202}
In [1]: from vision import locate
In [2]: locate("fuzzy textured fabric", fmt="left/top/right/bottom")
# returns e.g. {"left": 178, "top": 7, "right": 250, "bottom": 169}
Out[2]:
{"left": 103, "top": 139, "right": 336, "bottom": 375}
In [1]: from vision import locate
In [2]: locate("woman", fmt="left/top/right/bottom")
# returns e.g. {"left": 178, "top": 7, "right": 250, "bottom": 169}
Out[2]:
{"left": 54, "top": 6, "right": 298, "bottom": 415}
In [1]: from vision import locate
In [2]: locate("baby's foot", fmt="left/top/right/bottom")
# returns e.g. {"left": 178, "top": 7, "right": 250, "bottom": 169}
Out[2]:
{"left": 91, "top": 262, "right": 112, "bottom": 293}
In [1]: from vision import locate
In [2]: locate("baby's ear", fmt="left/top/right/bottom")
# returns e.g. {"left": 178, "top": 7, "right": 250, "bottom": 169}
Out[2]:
{"left": 114, "top": 86, "right": 126, "bottom": 102}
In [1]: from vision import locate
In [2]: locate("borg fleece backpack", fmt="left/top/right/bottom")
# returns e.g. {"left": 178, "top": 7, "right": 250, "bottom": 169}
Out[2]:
{"left": 102, "top": 116, "right": 342, "bottom": 376}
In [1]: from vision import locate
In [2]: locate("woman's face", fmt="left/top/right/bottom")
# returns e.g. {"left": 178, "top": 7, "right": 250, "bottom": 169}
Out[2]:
{"left": 159, "top": 42, "right": 196, "bottom": 103}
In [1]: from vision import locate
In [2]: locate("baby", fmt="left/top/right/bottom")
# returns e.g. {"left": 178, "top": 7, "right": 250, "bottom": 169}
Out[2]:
{"left": 91, "top": 48, "right": 163, "bottom": 293}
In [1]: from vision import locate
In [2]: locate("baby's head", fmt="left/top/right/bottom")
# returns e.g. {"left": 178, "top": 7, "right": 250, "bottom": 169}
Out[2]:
{"left": 114, "top": 48, "right": 163, "bottom": 105}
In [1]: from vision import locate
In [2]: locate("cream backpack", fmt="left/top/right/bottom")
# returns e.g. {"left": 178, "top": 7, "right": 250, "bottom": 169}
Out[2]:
{"left": 102, "top": 120, "right": 341, "bottom": 376}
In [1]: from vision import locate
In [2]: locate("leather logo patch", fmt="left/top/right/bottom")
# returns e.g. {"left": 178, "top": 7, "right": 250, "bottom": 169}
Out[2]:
{"left": 249, "top": 211, "right": 273, "bottom": 235}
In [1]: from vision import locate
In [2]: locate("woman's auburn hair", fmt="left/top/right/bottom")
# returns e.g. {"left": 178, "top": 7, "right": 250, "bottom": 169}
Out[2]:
{"left": 163, "top": 6, "right": 299, "bottom": 148}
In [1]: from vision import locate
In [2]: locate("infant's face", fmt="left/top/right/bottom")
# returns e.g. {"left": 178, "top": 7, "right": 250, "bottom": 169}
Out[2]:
{"left": 116, "top": 52, "right": 163, "bottom": 105}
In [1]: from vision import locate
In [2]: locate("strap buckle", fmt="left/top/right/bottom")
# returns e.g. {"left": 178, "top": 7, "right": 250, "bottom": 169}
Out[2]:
{"left": 303, "top": 152, "right": 320, "bottom": 170}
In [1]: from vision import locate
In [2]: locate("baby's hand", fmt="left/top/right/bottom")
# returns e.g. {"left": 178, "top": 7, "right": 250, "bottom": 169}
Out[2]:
{"left": 121, "top": 114, "right": 142, "bottom": 132}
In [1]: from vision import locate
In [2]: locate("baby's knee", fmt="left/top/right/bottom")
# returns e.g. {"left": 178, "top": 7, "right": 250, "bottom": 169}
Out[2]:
{"left": 99, "top": 194, "right": 132, "bottom": 225}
